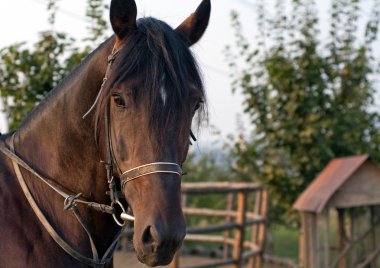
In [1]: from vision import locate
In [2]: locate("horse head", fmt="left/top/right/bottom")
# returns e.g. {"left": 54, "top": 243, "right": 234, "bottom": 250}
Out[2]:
{"left": 96, "top": 0, "right": 211, "bottom": 265}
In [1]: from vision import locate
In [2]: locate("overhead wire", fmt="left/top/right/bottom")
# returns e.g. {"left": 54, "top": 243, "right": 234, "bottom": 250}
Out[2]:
{"left": 236, "top": 0, "right": 255, "bottom": 8}
{"left": 29, "top": 0, "right": 230, "bottom": 77}
{"left": 30, "top": 0, "right": 87, "bottom": 22}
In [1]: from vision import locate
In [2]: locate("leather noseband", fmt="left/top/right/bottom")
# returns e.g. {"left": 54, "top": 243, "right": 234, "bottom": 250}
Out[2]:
{"left": 120, "top": 162, "right": 183, "bottom": 189}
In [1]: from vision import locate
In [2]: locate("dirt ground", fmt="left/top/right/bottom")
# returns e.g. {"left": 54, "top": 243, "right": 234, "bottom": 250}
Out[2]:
{"left": 114, "top": 251, "right": 215, "bottom": 268}
{"left": 114, "top": 251, "right": 279, "bottom": 268}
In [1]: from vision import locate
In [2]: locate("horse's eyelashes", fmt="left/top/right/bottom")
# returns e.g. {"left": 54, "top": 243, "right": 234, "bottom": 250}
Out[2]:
{"left": 194, "top": 103, "right": 200, "bottom": 112}
{"left": 193, "top": 99, "right": 204, "bottom": 112}
{"left": 112, "top": 93, "right": 126, "bottom": 108}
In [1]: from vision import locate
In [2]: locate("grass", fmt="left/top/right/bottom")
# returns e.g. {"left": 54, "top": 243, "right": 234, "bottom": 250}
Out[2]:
{"left": 270, "top": 225, "right": 299, "bottom": 262}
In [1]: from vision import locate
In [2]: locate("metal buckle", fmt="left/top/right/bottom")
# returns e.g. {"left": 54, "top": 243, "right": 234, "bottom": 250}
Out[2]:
{"left": 111, "top": 200, "right": 129, "bottom": 227}
{"left": 64, "top": 193, "right": 83, "bottom": 211}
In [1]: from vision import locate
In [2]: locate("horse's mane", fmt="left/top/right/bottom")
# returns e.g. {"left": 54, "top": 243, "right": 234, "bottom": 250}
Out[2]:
{"left": 95, "top": 17, "right": 207, "bottom": 148}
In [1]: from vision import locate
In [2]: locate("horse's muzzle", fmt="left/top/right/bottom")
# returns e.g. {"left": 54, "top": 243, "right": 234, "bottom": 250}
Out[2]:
{"left": 135, "top": 218, "right": 186, "bottom": 266}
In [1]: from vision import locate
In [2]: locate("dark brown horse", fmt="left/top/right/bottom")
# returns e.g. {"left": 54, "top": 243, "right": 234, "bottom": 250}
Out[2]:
{"left": 0, "top": 0, "right": 211, "bottom": 267}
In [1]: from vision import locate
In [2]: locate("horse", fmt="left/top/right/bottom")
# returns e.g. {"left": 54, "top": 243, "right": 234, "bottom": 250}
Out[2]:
{"left": 0, "top": 0, "right": 211, "bottom": 267}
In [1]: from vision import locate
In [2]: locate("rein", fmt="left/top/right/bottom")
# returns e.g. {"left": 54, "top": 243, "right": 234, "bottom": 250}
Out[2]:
{"left": 0, "top": 44, "right": 185, "bottom": 268}
{"left": 0, "top": 135, "right": 122, "bottom": 268}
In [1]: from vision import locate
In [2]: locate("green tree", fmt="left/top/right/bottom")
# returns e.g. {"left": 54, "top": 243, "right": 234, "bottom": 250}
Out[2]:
{"left": 0, "top": 0, "right": 108, "bottom": 130}
{"left": 85, "top": 0, "right": 108, "bottom": 44}
{"left": 227, "top": 0, "right": 380, "bottom": 224}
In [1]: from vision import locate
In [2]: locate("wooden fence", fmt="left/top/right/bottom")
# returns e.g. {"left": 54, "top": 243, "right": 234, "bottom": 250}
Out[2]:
{"left": 170, "top": 182, "right": 268, "bottom": 268}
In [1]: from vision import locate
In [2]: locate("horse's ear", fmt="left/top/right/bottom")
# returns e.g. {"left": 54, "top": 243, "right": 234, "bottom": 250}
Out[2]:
{"left": 175, "top": 0, "right": 211, "bottom": 46}
{"left": 110, "top": 0, "right": 137, "bottom": 41}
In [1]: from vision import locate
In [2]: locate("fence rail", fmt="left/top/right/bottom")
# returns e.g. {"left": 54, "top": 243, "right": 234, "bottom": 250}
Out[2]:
{"left": 170, "top": 182, "right": 268, "bottom": 268}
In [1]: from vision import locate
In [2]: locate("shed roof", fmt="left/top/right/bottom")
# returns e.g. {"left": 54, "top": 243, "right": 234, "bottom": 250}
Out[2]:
{"left": 293, "top": 155, "right": 369, "bottom": 213}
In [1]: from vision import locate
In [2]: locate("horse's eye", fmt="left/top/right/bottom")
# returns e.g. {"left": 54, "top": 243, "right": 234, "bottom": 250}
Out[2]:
{"left": 112, "top": 93, "right": 126, "bottom": 108}
{"left": 194, "top": 103, "right": 200, "bottom": 111}
{"left": 194, "top": 100, "right": 203, "bottom": 112}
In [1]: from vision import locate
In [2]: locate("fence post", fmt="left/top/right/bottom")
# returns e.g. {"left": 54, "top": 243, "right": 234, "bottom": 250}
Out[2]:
{"left": 170, "top": 192, "right": 188, "bottom": 268}
{"left": 338, "top": 209, "right": 347, "bottom": 268}
{"left": 224, "top": 193, "right": 235, "bottom": 259}
{"left": 170, "top": 251, "right": 180, "bottom": 268}
{"left": 249, "top": 190, "right": 267, "bottom": 268}
{"left": 233, "top": 191, "right": 248, "bottom": 268}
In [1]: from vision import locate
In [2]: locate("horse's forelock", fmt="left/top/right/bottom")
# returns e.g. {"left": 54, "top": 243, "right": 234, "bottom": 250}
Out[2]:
{"left": 94, "top": 17, "right": 207, "bottom": 150}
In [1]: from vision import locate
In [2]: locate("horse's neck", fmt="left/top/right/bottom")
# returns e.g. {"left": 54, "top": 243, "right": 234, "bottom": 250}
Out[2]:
{"left": 9, "top": 37, "right": 119, "bottom": 256}
{"left": 15, "top": 38, "right": 114, "bottom": 193}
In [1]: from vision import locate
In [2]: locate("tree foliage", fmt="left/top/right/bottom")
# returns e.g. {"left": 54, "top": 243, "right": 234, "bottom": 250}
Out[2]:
{"left": 0, "top": 0, "right": 108, "bottom": 130}
{"left": 227, "top": 0, "right": 380, "bottom": 224}
{"left": 85, "top": 0, "right": 108, "bottom": 44}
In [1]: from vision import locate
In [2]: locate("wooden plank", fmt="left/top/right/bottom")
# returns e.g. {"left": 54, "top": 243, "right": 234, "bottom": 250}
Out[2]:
{"left": 177, "top": 193, "right": 188, "bottom": 268}
{"left": 187, "top": 237, "right": 254, "bottom": 250}
{"left": 259, "top": 191, "right": 268, "bottom": 250}
{"left": 309, "top": 213, "right": 319, "bottom": 268}
{"left": 185, "top": 234, "right": 261, "bottom": 252}
{"left": 252, "top": 190, "right": 268, "bottom": 268}
{"left": 175, "top": 192, "right": 187, "bottom": 268}
{"left": 298, "top": 212, "right": 318, "bottom": 268}
{"left": 182, "top": 182, "right": 261, "bottom": 194}
{"left": 223, "top": 193, "right": 235, "bottom": 259}
{"left": 244, "top": 241, "right": 260, "bottom": 252}
{"left": 232, "top": 191, "right": 248, "bottom": 268}
{"left": 263, "top": 255, "right": 298, "bottom": 268}
{"left": 185, "top": 234, "right": 227, "bottom": 243}
{"left": 322, "top": 209, "right": 330, "bottom": 268}
{"left": 170, "top": 251, "right": 180, "bottom": 268}
{"left": 299, "top": 213, "right": 307, "bottom": 268}
{"left": 356, "top": 246, "right": 380, "bottom": 268}
{"left": 176, "top": 182, "right": 266, "bottom": 268}
{"left": 348, "top": 209, "right": 357, "bottom": 266}
{"left": 181, "top": 258, "right": 235, "bottom": 268}
{"left": 303, "top": 213, "right": 315, "bottom": 268}
{"left": 245, "top": 218, "right": 266, "bottom": 225}
{"left": 369, "top": 206, "right": 377, "bottom": 268}
{"left": 183, "top": 208, "right": 237, "bottom": 217}
{"left": 248, "top": 190, "right": 262, "bottom": 268}
{"left": 242, "top": 249, "right": 261, "bottom": 259}
{"left": 187, "top": 217, "right": 265, "bottom": 235}
{"left": 332, "top": 193, "right": 380, "bottom": 209}
{"left": 187, "top": 222, "right": 240, "bottom": 234}
{"left": 337, "top": 209, "right": 347, "bottom": 268}
{"left": 329, "top": 162, "right": 380, "bottom": 209}
{"left": 331, "top": 210, "right": 380, "bottom": 268}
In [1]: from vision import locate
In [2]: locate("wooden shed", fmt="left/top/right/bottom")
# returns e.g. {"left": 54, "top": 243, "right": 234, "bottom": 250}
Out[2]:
{"left": 293, "top": 155, "right": 380, "bottom": 268}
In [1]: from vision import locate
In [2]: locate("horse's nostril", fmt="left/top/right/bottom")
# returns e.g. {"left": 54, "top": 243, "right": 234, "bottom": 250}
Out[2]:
{"left": 136, "top": 221, "right": 186, "bottom": 266}
{"left": 142, "top": 225, "right": 154, "bottom": 247}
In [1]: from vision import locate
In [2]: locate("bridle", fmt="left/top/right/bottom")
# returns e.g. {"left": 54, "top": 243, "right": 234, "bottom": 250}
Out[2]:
{"left": 95, "top": 45, "right": 184, "bottom": 224}
{"left": 0, "top": 44, "right": 187, "bottom": 267}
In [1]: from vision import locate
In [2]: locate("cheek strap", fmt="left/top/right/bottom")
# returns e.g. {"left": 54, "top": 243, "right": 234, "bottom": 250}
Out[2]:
{"left": 120, "top": 162, "right": 183, "bottom": 189}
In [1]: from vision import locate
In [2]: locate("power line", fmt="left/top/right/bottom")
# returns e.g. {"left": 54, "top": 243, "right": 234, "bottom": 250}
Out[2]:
{"left": 204, "top": 64, "right": 229, "bottom": 77}
{"left": 31, "top": 0, "right": 87, "bottom": 22}
{"left": 237, "top": 0, "right": 255, "bottom": 8}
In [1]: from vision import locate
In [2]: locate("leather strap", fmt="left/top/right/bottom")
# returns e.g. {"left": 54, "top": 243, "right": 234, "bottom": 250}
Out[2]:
{"left": 1, "top": 135, "right": 124, "bottom": 268}
{"left": 0, "top": 45, "right": 134, "bottom": 267}
{"left": 121, "top": 162, "right": 183, "bottom": 189}
{"left": 0, "top": 140, "right": 115, "bottom": 214}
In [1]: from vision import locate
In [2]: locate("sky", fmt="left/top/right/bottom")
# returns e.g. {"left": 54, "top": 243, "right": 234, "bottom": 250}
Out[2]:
{"left": 0, "top": 0, "right": 375, "bottom": 147}
{"left": 0, "top": 0, "right": 257, "bottom": 147}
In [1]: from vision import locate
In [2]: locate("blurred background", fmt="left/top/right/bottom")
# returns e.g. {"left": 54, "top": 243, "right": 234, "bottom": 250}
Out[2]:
{"left": 1, "top": 0, "right": 380, "bottom": 266}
